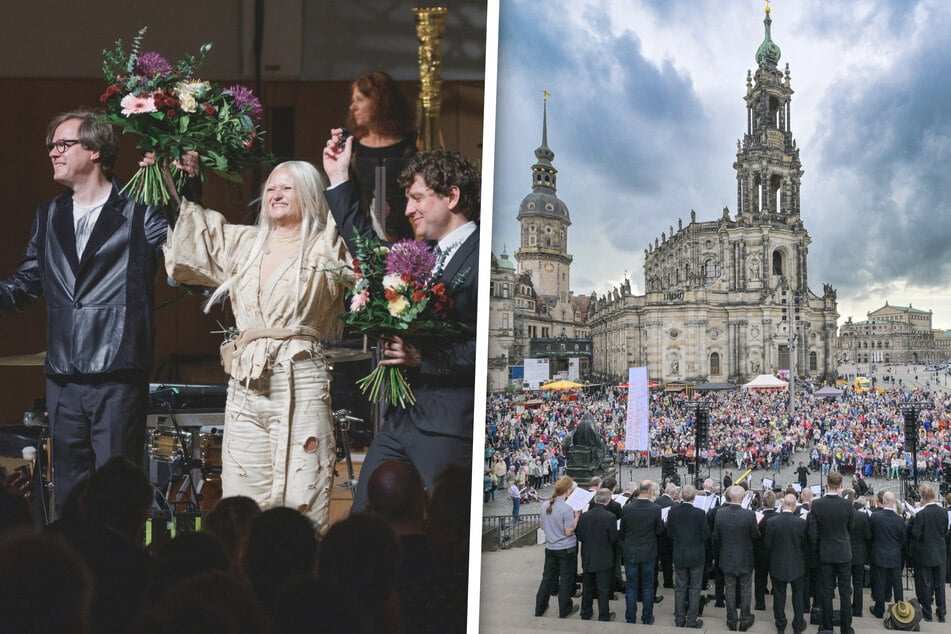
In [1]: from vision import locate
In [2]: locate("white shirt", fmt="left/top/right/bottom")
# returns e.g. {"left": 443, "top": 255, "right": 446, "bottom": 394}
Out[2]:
{"left": 73, "top": 192, "right": 111, "bottom": 256}
{"left": 435, "top": 221, "right": 477, "bottom": 269}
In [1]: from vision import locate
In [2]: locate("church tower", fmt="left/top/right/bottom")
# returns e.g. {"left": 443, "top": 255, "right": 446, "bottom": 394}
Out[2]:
{"left": 732, "top": 2, "right": 810, "bottom": 295}
{"left": 515, "top": 94, "right": 573, "bottom": 314}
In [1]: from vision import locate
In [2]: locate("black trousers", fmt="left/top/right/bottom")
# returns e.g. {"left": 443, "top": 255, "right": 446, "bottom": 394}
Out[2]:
{"left": 47, "top": 374, "right": 147, "bottom": 516}
{"left": 580, "top": 568, "right": 612, "bottom": 620}
{"left": 914, "top": 563, "right": 947, "bottom": 619}
{"left": 724, "top": 571, "right": 752, "bottom": 629}
{"left": 772, "top": 574, "right": 806, "bottom": 633}
{"left": 350, "top": 411, "right": 473, "bottom": 513}
{"left": 850, "top": 563, "right": 866, "bottom": 614}
{"left": 536, "top": 547, "right": 578, "bottom": 617}
{"left": 818, "top": 561, "right": 851, "bottom": 633}
{"left": 871, "top": 564, "right": 903, "bottom": 613}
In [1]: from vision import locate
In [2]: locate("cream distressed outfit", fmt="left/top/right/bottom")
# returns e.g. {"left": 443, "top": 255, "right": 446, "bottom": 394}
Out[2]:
{"left": 164, "top": 201, "right": 348, "bottom": 534}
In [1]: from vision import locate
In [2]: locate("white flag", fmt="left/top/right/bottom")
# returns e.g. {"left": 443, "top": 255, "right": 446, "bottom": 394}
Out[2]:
{"left": 625, "top": 367, "right": 650, "bottom": 451}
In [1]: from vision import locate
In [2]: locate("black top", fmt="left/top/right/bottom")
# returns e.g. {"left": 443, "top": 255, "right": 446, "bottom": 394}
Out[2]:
{"left": 353, "top": 136, "right": 417, "bottom": 241}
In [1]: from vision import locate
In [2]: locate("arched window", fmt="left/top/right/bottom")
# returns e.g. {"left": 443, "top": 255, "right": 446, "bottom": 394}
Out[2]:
{"left": 705, "top": 259, "right": 718, "bottom": 281}
{"left": 710, "top": 352, "right": 721, "bottom": 375}
{"left": 809, "top": 351, "right": 817, "bottom": 371}
{"left": 772, "top": 251, "right": 783, "bottom": 276}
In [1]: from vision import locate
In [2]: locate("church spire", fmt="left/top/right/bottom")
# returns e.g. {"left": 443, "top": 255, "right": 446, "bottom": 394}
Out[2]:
{"left": 755, "top": 0, "right": 781, "bottom": 68}
{"left": 533, "top": 90, "right": 556, "bottom": 184}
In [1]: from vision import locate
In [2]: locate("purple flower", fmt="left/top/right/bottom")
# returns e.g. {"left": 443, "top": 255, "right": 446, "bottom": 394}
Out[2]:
{"left": 226, "top": 84, "right": 263, "bottom": 123}
{"left": 386, "top": 240, "right": 436, "bottom": 286}
{"left": 135, "top": 51, "right": 173, "bottom": 77}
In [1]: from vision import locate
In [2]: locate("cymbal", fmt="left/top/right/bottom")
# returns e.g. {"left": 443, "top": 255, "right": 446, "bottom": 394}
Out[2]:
{"left": 0, "top": 351, "right": 46, "bottom": 366}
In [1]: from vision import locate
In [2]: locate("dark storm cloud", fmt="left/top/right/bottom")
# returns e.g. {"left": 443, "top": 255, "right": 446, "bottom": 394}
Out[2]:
{"left": 492, "top": 0, "right": 721, "bottom": 265}
{"left": 808, "top": 5, "right": 951, "bottom": 301}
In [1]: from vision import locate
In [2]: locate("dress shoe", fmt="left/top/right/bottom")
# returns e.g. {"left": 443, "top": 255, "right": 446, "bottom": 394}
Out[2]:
{"left": 869, "top": 607, "right": 884, "bottom": 619}
{"left": 851, "top": 609, "right": 861, "bottom": 618}
{"left": 559, "top": 603, "right": 580, "bottom": 618}
{"left": 776, "top": 628, "right": 785, "bottom": 634}
{"left": 715, "top": 601, "right": 726, "bottom": 608}
{"left": 937, "top": 614, "right": 946, "bottom": 623}
{"left": 738, "top": 614, "right": 755, "bottom": 631}
{"left": 642, "top": 615, "right": 655, "bottom": 625}
{"left": 755, "top": 602, "right": 766, "bottom": 611}
{"left": 534, "top": 606, "right": 547, "bottom": 617}
{"left": 599, "top": 611, "right": 616, "bottom": 622}
{"left": 664, "top": 582, "right": 675, "bottom": 589}
{"left": 922, "top": 613, "right": 933, "bottom": 622}
{"left": 654, "top": 594, "right": 664, "bottom": 603}
{"left": 687, "top": 619, "right": 703, "bottom": 629}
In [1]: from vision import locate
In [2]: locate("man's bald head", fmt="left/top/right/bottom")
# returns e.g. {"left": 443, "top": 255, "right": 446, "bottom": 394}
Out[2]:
{"left": 365, "top": 460, "right": 429, "bottom": 526}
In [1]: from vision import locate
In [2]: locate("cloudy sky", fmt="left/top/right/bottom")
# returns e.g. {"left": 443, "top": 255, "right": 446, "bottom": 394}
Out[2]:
{"left": 489, "top": 0, "right": 951, "bottom": 330}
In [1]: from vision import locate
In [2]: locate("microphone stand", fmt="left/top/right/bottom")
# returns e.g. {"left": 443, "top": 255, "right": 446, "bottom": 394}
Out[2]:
{"left": 334, "top": 409, "right": 361, "bottom": 499}
{"left": 153, "top": 389, "right": 202, "bottom": 514}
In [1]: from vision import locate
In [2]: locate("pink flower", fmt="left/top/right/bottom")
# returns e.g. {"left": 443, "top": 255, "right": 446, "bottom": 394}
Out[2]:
{"left": 120, "top": 93, "right": 157, "bottom": 116}
{"left": 349, "top": 288, "right": 369, "bottom": 312}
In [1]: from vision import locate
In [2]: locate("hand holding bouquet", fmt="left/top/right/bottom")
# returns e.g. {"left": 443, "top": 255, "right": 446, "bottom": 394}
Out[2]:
{"left": 100, "top": 27, "right": 267, "bottom": 205}
{"left": 343, "top": 233, "right": 467, "bottom": 408}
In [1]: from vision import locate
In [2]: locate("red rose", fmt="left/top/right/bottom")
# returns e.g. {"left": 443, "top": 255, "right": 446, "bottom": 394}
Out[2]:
{"left": 412, "top": 290, "right": 426, "bottom": 302}
{"left": 99, "top": 84, "right": 121, "bottom": 104}
{"left": 432, "top": 283, "right": 446, "bottom": 297}
{"left": 166, "top": 109, "right": 176, "bottom": 117}
{"left": 384, "top": 289, "right": 399, "bottom": 302}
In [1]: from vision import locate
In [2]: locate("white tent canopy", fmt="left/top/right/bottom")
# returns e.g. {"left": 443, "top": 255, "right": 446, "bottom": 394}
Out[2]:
{"left": 743, "top": 374, "right": 788, "bottom": 390}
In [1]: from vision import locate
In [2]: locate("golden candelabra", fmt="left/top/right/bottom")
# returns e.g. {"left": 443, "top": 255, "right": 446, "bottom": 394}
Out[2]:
{"left": 413, "top": 6, "right": 448, "bottom": 150}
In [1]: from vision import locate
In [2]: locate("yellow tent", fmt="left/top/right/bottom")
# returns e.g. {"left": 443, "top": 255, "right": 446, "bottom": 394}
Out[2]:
{"left": 539, "top": 379, "right": 583, "bottom": 390}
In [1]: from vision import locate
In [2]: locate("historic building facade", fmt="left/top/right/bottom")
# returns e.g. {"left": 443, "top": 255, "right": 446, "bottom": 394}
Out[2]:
{"left": 486, "top": 99, "right": 591, "bottom": 391}
{"left": 588, "top": 8, "right": 839, "bottom": 384}
{"left": 837, "top": 303, "right": 946, "bottom": 366}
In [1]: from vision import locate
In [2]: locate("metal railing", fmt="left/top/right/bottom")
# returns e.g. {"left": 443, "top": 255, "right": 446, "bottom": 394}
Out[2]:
{"left": 483, "top": 513, "right": 540, "bottom": 551}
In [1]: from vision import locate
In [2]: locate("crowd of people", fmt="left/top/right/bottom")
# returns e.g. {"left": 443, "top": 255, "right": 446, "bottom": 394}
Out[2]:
{"left": 0, "top": 456, "right": 469, "bottom": 633}
{"left": 484, "top": 379, "right": 951, "bottom": 503}
{"left": 533, "top": 471, "right": 951, "bottom": 631}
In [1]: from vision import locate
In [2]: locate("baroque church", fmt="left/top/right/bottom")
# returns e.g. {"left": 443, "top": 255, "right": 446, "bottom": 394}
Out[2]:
{"left": 588, "top": 6, "right": 839, "bottom": 384}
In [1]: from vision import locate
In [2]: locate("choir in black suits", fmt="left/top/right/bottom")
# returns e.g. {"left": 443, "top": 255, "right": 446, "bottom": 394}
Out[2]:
{"left": 713, "top": 488, "right": 759, "bottom": 631}
{"left": 868, "top": 492, "right": 906, "bottom": 617}
{"left": 667, "top": 488, "right": 710, "bottom": 628}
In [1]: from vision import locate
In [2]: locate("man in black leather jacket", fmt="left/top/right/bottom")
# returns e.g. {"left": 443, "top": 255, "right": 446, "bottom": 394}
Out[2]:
{"left": 0, "top": 110, "right": 197, "bottom": 515}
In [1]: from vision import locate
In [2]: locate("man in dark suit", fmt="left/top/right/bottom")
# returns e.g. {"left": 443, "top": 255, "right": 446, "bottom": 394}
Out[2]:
{"left": 656, "top": 482, "right": 677, "bottom": 590}
{"left": 713, "top": 485, "right": 759, "bottom": 631}
{"left": 765, "top": 494, "right": 809, "bottom": 634}
{"left": 868, "top": 490, "right": 906, "bottom": 618}
{"left": 845, "top": 489, "right": 871, "bottom": 618}
{"left": 808, "top": 471, "right": 854, "bottom": 634}
{"left": 910, "top": 483, "right": 947, "bottom": 622}
{"left": 0, "top": 110, "right": 200, "bottom": 515}
{"left": 754, "top": 489, "right": 779, "bottom": 611}
{"left": 619, "top": 480, "right": 664, "bottom": 624}
{"left": 324, "top": 132, "right": 479, "bottom": 512}
{"left": 576, "top": 488, "right": 619, "bottom": 621}
{"left": 667, "top": 485, "right": 709, "bottom": 629}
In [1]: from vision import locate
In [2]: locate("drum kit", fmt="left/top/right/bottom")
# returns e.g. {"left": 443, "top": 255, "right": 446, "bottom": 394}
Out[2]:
{"left": 1, "top": 342, "right": 375, "bottom": 536}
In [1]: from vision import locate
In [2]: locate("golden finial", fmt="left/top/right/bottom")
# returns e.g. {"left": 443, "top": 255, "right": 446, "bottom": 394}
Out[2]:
{"left": 765, "top": 0, "right": 771, "bottom": 15}
{"left": 543, "top": 89, "right": 552, "bottom": 102}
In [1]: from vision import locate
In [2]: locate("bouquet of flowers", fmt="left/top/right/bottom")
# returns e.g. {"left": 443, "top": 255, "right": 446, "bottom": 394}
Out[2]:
{"left": 100, "top": 27, "right": 266, "bottom": 205}
{"left": 343, "top": 233, "right": 468, "bottom": 408}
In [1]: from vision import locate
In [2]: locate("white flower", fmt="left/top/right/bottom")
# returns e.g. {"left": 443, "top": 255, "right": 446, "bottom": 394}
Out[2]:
{"left": 383, "top": 273, "right": 404, "bottom": 291}
{"left": 179, "top": 94, "right": 198, "bottom": 113}
{"left": 175, "top": 80, "right": 210, "bottom": 100}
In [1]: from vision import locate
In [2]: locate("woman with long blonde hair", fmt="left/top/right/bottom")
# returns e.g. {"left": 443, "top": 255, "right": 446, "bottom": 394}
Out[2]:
{"left": 535, "top": 474, "right": 582, "bottom": 617}
{"left": 164, "top": 161, "right": 349, "bottom": 535}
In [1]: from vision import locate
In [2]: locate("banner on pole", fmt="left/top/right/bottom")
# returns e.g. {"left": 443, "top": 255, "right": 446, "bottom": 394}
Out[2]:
{"left": 625, "top": 367, "right": 650, "bottom": 451}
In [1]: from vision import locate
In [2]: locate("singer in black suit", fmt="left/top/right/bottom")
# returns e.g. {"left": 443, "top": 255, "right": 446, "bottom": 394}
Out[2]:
{"left": 323, "top": 132, "right": 479, "bottom": 512}
{"left": 713, "top": 485, "right": 759, "bottom": 632}
{"left": 667, "top": 485, "right": 710, "bottom": 629}
{"left": 808, "top": 471, "right": 854, "bottom": 634}
{"left": 868, "top": 490, "right": 906, "bottom": 618}
{"left": 765, "top": 494, "right": 809, "bottom": 634}
{"left": 619, "top": 480, "right": 664, "bottom": 624}
{"left": 847, "top": 492, "right": 872, "bottom": 618}
{"left": 576, "top": 488, "right": 619, "bottom": 621}
{"left": 910, "top": 484, "right": 947, "bottom": 622}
